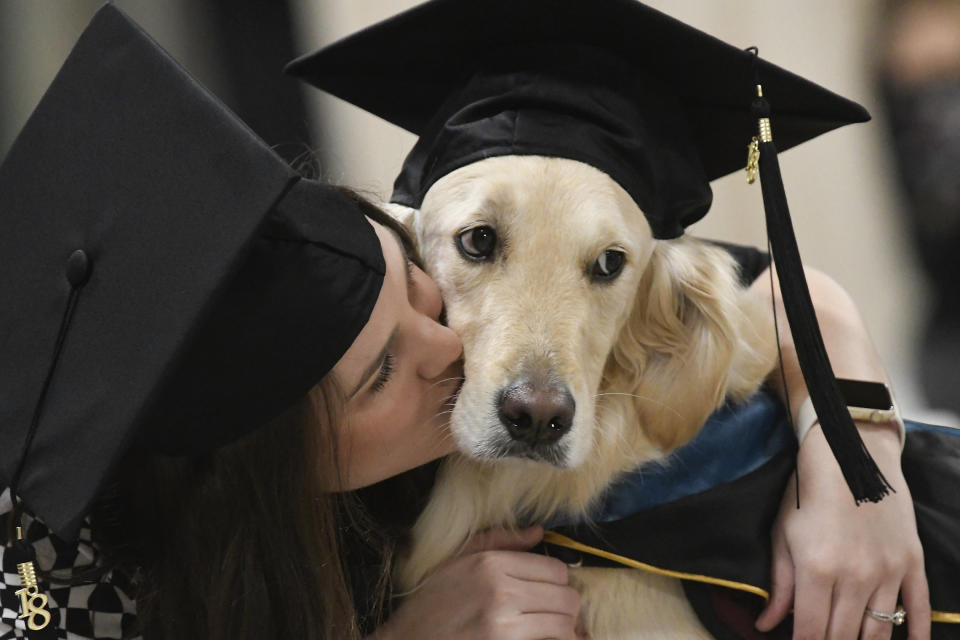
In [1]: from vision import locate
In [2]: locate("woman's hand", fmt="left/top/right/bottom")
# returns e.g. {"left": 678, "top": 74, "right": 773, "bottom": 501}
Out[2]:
{"left": 373, "top": 526, "right": 587, "bottom": 640}
{"left": 755, "top": 423, "right": 930, "bottom": 639}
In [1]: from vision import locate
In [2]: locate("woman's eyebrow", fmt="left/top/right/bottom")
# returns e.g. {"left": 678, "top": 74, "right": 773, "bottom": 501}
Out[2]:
{"left": 350, "top": 330, "right": 397, "bottom": 398}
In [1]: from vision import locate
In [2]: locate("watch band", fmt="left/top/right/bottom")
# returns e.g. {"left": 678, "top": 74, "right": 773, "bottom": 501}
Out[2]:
{"left": 794, "top": 396, "right": 905, "bottom": 449}
{"left": 796, "top": 396, "right": 819, "bottom": 444}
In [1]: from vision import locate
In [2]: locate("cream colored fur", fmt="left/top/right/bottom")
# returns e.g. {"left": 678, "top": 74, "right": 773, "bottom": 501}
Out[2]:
{"left": 391, "top": 156, "right": 777, "bottom": 639}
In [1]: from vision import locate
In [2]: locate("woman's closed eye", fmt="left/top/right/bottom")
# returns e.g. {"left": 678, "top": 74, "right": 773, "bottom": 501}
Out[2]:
{"left": 370, "top": 352, "right": 396, "bottom": 394}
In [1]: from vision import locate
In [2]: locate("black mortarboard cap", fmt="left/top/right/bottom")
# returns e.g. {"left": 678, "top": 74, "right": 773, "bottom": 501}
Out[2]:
{"left": 289, "top": 0, "right": 892, "bottom": 503}
{"left": 286, "top": 0, "right": 869, "bottom": 239}
{"left": 0, "top": 5, "right": 385, "bottom": 538}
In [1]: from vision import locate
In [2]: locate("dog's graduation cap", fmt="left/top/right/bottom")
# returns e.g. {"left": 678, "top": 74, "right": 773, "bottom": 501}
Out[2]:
{"left": 0, "top": 4, "right": 385, "bottom": 542}
{"left": 288, "top": 0, "right": 892, "bottom": 503}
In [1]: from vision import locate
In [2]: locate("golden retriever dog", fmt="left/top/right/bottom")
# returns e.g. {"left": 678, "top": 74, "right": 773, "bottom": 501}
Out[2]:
{"left": 390, "top": 154, "right": 777, "bottom": 638}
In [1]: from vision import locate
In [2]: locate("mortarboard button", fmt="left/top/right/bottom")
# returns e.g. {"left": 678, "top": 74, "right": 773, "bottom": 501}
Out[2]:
{"left": 65, "top": 249, "right": 91, "bottom": 288}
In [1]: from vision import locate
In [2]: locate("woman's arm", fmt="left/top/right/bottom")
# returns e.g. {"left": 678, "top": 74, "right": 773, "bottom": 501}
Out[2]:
{"left": 751, "top": 266, "right": 930, "bottom": 639}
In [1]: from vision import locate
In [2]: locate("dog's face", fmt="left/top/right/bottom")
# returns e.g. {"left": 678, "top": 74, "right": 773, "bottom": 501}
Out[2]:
{"left": 413, "top": 156, "right": 655, "bottom": 468}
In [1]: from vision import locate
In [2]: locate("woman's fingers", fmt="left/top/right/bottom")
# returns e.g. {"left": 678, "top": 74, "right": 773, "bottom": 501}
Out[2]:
{"left": 504, "top": 612, "right": 583, "bottom": 640}
{"left": 901, "top": 560, "right": 932, "bottom": 640}
{"left": 461, "top": 527, "right": 571, "bottom": 586}
{"left": 787, "top": 543, "right": 929, "bottom": 640}
{"left": 826, "top": 575, "right": 874, "bottom": 640}
{"left": 791, "top": 564, "right": 833, "bottom": 639}
{"left": 755, "top": 527, "right": 795, "bottom": 631}
{"left": 465, "top": 549, "right": 582, "bottom": 638}
{"left": 859, "top": 583, "right": 903, "bottom": 640}
{"left": 470, "top": 552, "right": 576, "bottom": 611}
{"left": 474, "top": 549, "right": 570, "bottom": 586}
{"left": 508, "top": 580, "right": 581, "bottom": 616}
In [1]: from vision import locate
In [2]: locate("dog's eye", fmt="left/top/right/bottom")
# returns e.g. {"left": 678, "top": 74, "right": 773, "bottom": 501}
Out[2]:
{"left": 592, "top": 250, "right": 625, "bottom": 281}
{"left": 456, "top": 226, "right": 497, "bottom": 261}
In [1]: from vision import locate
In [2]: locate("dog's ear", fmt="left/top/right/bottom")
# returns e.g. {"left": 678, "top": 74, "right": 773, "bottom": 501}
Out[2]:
{"left": 381, "top": 202, "right": 419, "bottom": 232}
{"left": 608, "top": 238, "right": 773, "bottom": 451}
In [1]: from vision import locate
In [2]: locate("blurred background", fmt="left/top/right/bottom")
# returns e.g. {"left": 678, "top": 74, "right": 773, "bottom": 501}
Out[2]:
{"left": 2, "top": 0, "right": 957, "bottom": 427}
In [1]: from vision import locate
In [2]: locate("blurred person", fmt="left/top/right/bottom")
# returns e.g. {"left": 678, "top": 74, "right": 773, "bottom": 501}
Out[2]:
{"left": 879, "top": 0, "right": 960, "bottom": 418}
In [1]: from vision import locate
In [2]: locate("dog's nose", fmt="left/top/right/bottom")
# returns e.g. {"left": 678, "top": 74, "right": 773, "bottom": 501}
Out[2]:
{"left": 498, "top": 380, "right": 575, "bottom": 445}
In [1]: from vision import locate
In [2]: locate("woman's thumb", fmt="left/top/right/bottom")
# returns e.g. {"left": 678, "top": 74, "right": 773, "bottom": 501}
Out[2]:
{"left": 755, "top": 547, "right": 795, "bottom": 631}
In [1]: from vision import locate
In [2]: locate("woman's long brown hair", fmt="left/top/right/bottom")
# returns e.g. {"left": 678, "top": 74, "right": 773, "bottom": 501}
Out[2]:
{"left": 96, "top": 379, "right": 371, "bottom": 639}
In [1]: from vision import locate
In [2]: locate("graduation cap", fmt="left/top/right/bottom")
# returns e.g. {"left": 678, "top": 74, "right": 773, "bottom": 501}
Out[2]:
{"left": 288, "top": 0, "right": 892, "bottom": 503}
{"left": 0, "top": 4, "right": 385, "bottom": 545}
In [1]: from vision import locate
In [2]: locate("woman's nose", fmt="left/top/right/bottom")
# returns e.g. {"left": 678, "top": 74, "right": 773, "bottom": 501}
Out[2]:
{"left": 417, "top": 320, "right": 462, "bottom": 380}
{"left": 411, "top": 266, "right": 462, "bottom": 378}
{"left": 413, "top": 265, "right": 445, "bottom": 322}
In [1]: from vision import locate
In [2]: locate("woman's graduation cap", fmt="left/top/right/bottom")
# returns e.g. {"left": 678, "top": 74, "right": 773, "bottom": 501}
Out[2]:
{"left": 288, "top": 0, "right": 891, "bottom": 503}
{"left": 0, "top": 5, "right": 385, "bottom": 542}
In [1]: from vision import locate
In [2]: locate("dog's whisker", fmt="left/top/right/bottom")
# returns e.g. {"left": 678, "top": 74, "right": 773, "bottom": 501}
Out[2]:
{"left": 638, "top": 398, "right": 685, "bottom": 422}
{"left": 427, "top": 376, "right": 466, "bottom": 392}
{"left": 593, "top": 391, "right": 650, "bottom": 400}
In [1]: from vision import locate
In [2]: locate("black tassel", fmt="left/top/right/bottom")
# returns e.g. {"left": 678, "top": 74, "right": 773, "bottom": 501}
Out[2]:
{"left": 747, "top": 56, "right": 891, "bottom": 504}
{"left": 7, "top": 532, "right": 38, "bottom": 567}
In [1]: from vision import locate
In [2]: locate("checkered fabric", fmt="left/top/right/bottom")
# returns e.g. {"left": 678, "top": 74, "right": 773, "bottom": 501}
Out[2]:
{"left": 1, "top": 489, "right": 139, "bottom": 639}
